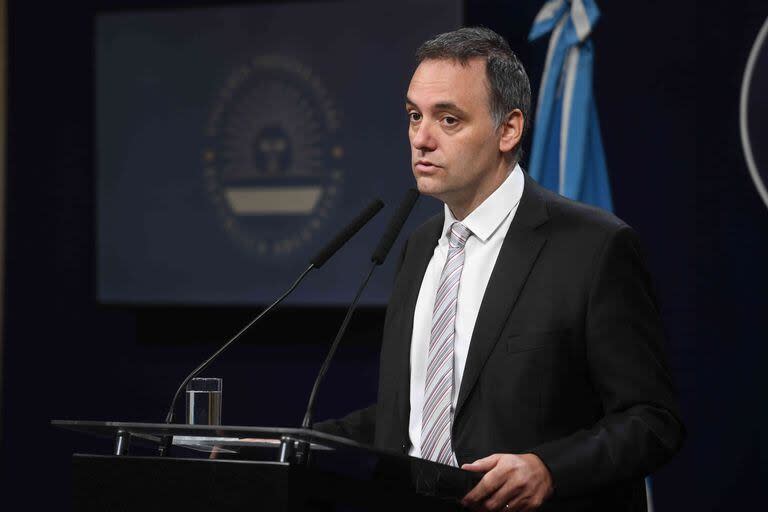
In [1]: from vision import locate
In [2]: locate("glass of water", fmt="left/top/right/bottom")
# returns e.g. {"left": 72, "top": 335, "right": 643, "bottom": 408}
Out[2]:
{"left": 185, "top": 377, "right": 222, "bottom": 425}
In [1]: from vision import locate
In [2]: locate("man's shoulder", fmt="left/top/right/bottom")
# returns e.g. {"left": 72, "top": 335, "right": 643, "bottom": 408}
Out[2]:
{"left": 404, "top": 175, "right": 636, "bottom": 245}
{"left": 392, "top": 212, "right": 443, "bottom": 269}
{"left": 529, "top": 177, "right": 629, "bottom": 237}
{"left": 410, "top": 211, "right": 444, "bottom": 240}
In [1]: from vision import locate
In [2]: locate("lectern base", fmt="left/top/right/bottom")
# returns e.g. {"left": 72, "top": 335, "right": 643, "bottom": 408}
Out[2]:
{"left": 72, "top": 454, "right": 463, "bottom": 512}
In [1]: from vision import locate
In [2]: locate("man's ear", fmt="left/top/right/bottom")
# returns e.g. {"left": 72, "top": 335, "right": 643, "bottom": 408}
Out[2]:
{"left": 499, "top": 109, "right": 524, "bottom": 154}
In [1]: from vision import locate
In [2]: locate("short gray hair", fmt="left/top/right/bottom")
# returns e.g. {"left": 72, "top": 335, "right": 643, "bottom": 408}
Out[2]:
{"left": 415, "top": 27, "right": 531, "bottom": 161}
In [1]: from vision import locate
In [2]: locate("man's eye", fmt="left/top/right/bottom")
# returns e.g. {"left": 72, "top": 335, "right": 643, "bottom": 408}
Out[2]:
{"left": 409, "top": 112, "right": 422, "bottom": 122}
{"left": 442, "top": 116, "right": 458, "bottom": 126}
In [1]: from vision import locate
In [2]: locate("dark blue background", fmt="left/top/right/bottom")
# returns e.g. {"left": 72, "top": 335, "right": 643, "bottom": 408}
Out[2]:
{"left": 96, "top": 0, "right": 460, "bottom": 305}
{"left": 2, "top": 1, "right": 767, "bottom": 510}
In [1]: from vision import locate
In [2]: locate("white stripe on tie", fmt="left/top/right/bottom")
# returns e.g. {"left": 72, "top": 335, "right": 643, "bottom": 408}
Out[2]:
{"left": 421, "top": 222, "right": 471, "bottom": 466}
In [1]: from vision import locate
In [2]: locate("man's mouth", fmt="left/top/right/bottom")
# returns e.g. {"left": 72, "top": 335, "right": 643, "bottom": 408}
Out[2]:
{"left": 414, "top": 160, "right": 440, "bottom": 173}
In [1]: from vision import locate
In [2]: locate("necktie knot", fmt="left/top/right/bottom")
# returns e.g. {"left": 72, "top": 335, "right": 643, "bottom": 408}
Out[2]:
{"left": 449, "top": 222, "right": 472, "bottom": 249}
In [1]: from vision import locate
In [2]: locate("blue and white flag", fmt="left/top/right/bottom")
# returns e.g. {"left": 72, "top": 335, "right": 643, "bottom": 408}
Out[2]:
{"left": 528, "top": 0, "right": 612, "bottom": 211}
{"left": 529, "top": 3, "right": 654, "bottom": 511}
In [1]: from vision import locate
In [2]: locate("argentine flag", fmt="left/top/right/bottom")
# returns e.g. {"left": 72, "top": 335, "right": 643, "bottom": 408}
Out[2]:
{"left": 529, "top": 2, "right": 654, "bottom": 510}
{"left": 528, "top": 0, "right": 612, "bottom": 211}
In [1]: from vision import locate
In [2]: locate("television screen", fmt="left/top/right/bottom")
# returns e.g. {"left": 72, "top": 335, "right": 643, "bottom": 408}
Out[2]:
{"left": 96, "top": 0, "right": 462, "bottom": 304}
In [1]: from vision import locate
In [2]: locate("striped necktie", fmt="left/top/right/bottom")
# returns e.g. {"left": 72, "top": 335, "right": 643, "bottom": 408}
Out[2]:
{"left": 421, "top": 221, "right": 472, "bottom": 466}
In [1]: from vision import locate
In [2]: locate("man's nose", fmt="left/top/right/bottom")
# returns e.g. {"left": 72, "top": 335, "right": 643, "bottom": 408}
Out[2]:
{"left": 411, "top": 122, "right": 437, "bottom": 152}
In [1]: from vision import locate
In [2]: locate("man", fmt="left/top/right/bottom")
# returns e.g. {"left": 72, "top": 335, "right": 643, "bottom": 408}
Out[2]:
{"left": 317, "top": 27, "right": 684, "bottom": 511}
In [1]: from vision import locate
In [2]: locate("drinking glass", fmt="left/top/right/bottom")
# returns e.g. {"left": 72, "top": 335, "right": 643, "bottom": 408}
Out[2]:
{"left": 185, "top": 377, "right": 222, "bottom": 425}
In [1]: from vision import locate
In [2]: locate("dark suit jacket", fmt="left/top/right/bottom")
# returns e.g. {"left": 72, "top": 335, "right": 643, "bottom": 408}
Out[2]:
{"left": 317, "top": 173, "right": 685, "bottom": 511}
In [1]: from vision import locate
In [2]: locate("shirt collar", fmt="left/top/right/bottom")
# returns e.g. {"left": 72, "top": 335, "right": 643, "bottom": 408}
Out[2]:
{"left": 441, "top": 164, "right": 525, "bottom": 244}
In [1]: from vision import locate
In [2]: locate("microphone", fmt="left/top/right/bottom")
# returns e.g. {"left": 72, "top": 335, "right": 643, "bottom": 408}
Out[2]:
{"left": 301, "top": 189, "right": 420, "bottom": 430}
{"left": 311, "top": 199, "right": 384, "bottom": 268}
{"left": 158, "top": 199, "right": 384, "bottom": 454}
{"left": 371, "top": 188, "right": 420, "bottom": 265}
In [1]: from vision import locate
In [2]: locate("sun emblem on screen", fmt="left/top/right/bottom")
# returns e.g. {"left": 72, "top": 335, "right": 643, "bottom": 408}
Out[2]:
{"left": 203, "top": 56, "right": 344, "bottom": 257}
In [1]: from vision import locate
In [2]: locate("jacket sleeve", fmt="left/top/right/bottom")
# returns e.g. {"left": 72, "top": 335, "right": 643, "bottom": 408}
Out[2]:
{"left": 313, "top": 404, "right": 377, "bottom": 445}
{"left": 529, "top": 225, "right": 686, "bottom": 497}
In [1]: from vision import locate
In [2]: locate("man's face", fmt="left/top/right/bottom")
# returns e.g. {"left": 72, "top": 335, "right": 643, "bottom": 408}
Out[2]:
{"left": 406, "top": 58, "right": 503, "bottom": 207}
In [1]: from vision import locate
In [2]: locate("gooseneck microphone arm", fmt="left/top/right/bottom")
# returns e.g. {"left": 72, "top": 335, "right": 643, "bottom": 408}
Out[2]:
{"left": 164, "top": 263, "right": 314, "bottom": 425}
{"left": 301, "top": 261, "right": 376, "bottom": 428}
{"left": 301, "top": 189, "right": 420, "bottom": 430}
{"left": 160, "top": 199, "right": 384, "bottom": 428}
{"left": 370, "top": 189, "right": 421, "bottom": 265}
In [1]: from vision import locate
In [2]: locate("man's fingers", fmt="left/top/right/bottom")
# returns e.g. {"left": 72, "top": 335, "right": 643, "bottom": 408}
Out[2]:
{"left": 482, "top": 478, "right": 523, "bottom": 512}
{"left": 461, "top": 466, "right": 505, "bottom": 507}
{"left": 504, "top": 490, "right": 543, "bottom": 512}
{"left": 462, "top": 453, "right": 502, "bottom": 472}
{"left": 461, "top": 476, "right": 495, "bottom": 505}
{"left": 502, "top": 480, "right": 547, "bottom": 512}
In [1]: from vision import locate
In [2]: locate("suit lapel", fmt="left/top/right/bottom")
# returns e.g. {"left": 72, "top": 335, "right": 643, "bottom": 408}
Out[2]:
{"left": 454, "top": 173, "right": 550, "bottom": 421}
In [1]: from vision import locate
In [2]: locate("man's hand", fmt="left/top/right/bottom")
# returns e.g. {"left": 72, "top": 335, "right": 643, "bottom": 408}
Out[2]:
{"left": 460, "top": 453, "right": 554, "bottom": 511}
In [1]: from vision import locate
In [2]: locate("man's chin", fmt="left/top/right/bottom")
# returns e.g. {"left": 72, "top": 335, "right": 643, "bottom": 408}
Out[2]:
{"left": 414, "top": 177, "right": 447, "bottom": 200}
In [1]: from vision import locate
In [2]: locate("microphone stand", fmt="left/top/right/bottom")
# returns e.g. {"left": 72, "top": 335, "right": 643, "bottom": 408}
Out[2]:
{"left": 165, "top": 264, "right": 315, "bottom": 423}
{"left": 294, "top": 189, "right": 419, "bottom": 464}
{"left": 301, "top": 261, "right": 377, "bottom": 430}
{"left": 291, "top": 261, "right": 376, "bottom": 464}
{"left": 158, "top": 264, "right": 314, "bottom": 457}
{"left": 156, "top": 199, "right": 384, "bottom": 457}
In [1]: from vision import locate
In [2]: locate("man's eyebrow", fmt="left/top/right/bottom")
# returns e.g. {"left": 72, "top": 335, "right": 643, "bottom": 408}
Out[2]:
{"left": 434, "top": 101, "right": 466, "bottom": 113}
{"left": 405, "top": 98, "right": 468, "bottom": 116}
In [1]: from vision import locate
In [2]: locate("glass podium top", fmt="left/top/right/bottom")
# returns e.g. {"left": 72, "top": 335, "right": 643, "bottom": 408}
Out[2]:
{"left": 52, "top": 419, "right": 364, "bottom": 452}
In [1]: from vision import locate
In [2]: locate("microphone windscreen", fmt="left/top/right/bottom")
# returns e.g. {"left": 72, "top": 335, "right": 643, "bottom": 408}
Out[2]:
{"left": 371, "top": 188, "right": 420, "bottom": 265}
{"left": 310, "top": 199, "right": 385, "bottom": 268}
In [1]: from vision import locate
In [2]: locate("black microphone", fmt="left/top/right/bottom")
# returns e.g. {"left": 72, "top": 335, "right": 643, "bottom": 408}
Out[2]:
{"left": 301, "top": 189, "right": 420, "bottom": 430}
{"left": 371, "top": 188, "right": 420, "bottom": 265}
{"left": 311, "top": 199, "right": 384, "bottom": 268}
{"left": 158, "top": 199, "right": 384, "bottom": 454}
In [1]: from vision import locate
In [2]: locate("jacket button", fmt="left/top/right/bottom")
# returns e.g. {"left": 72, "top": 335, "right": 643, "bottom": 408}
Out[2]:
{"left": 401, "top": 443, "right": 408, "bottom": 453}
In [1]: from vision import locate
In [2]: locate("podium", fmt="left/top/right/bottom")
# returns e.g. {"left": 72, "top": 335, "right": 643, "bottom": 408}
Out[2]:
{"left": 53, "top": 420, "right": 479, "bottom": 511}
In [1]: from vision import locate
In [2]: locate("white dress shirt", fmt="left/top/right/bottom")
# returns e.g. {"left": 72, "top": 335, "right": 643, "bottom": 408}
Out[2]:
{"left": 408, "top": 164, "right": 525, "bottom": 457}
